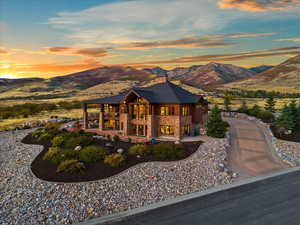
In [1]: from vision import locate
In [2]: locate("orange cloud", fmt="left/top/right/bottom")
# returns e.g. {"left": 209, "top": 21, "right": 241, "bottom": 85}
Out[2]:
{"left": 47, "top": 46, "right": 110, "bottom": 57}
{"left": 0, "top": 49, "right": 10, "bottom": 54}
{"left": 218, "top": 0, "right": 300, "bottom": 12}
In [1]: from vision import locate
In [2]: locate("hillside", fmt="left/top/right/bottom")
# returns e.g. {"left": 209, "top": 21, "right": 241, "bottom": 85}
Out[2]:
{"left": 143, "top": 63, "right": 256, "bottom": 87}
{"left": 0, "top": 66, "right": 156, "bottom": 101}
{"left": 49, "top": 66, "right": 156, "bottom": 89}
{"left": 225, "top": 54, "right": 300, "bottom": 93}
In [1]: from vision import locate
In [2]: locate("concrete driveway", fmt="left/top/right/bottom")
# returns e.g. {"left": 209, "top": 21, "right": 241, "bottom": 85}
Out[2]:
{"left": 225, "top": 118, "right": 287, "bottom": 177}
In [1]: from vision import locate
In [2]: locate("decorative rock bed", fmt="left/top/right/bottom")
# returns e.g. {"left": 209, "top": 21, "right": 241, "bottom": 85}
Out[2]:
{"left": 0, "top": 129, "right": 232, "bottom": 225}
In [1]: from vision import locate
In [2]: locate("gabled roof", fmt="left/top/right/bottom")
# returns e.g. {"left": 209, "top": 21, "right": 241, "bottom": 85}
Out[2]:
{"left": 84, "top": 81, "right": 208, "bottom": 104}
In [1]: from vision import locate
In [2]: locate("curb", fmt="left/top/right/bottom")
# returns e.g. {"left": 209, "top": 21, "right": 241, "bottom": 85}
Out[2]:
{"left": 72, "top": 166, "right": 300, "bottom": 225}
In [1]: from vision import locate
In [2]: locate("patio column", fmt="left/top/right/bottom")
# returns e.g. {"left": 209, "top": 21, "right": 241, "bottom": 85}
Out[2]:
{"left": 83, "top": 103, "right": 88, "bottom": 129}
{"left": 99, "top": 104, "right": 103, "bottom": 131}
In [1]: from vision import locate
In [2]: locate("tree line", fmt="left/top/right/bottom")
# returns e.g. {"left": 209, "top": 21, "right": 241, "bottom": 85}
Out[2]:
{"left": 222, "top": 89, "right": 300, "bottom": 98}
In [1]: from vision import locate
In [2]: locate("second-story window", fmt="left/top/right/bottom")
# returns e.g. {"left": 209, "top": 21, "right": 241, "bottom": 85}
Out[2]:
{"left": 160, "top": 106, "right": 175, "bottom": 116}
{"left": 132, "top": 104, "right": 146, "bottom": 119}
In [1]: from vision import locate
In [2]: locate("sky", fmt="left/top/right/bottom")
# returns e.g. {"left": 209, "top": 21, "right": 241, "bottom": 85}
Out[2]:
{"left": 1, "top": 0, "right": 300, "bottom": 79}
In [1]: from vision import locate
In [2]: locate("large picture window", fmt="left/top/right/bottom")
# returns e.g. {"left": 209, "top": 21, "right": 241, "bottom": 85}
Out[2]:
{"left": 160, "top": 125, "right": 175, "bottom": 135}
{"left": 160, "top": 106, "right": 175, "bottom": 116}
{"left": 132, "top": 104, "right": 146, "bottom": 119}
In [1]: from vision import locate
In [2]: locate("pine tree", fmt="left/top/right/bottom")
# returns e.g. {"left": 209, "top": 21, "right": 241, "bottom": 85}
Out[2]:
{"left": 265, "top": 96, "right": 276, "bottom": 112}
{"left": 238, "top": 100, "right": 248, "bottom": 114}
{"left": 224, "top": 96, "right": 231, "bottom": 112}
{"left": 206, "top": 105, "right": 229, "bottom": 138}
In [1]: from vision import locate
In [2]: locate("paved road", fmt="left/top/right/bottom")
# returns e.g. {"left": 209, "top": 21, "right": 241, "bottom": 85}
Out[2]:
{"left": 225, "top": 118, "right": 287, "bottom": 177}
{"left": 102, "top": 170, "right": 300, "bottom": 225}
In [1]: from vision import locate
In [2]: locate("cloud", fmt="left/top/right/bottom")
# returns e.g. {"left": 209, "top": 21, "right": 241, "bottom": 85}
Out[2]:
{"left": 278, "top": 38, "right": 300, "bottom": 43}
{"left": 47, "top": 46, "right": 110, "bottom": 57}
{"left": 47, "top": 0, "right": 245, "bottom": 44}
{"left": 117, "top": 32, "right": 276, "bottom": 50}
{"left": 125, "top": 46, "right": 300, "bottom": 65}
{"left": 0, "top": 49, "right": 10, "bottom": 54}
{"left": 218, "top": 0, "right": 300, "bottom": 12}
{"left": 120, "top": 37, "right": 236, "bottom": 50}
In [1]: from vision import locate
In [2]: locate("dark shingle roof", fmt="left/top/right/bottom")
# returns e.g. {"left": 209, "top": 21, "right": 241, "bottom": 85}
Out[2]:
{"left": 84, "top": 81, "right": 206, "bottom": 104}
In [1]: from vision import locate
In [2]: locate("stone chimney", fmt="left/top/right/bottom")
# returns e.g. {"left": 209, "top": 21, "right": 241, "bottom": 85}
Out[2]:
{"left": 154, "top": 74, "right": 168, "bottom": 83}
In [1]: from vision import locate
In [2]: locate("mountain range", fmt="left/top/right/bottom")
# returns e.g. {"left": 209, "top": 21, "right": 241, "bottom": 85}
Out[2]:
{"left": 225, "top": 54, "right": 300, "bottom": 93}
{"left": 1, "top": 54, "right": 299, "bottom": 101}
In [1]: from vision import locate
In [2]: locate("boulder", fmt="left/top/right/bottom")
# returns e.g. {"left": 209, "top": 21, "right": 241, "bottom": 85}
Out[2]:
{"left": 74, "top": 146, "right": 82, "bottom": 152}
{"left": 117, "top": 148, "right": 124, "bottom": 154}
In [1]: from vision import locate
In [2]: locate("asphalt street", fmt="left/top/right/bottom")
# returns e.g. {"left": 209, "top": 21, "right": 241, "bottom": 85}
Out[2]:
{"left": 102, "top": 170, "right": 300, "bottom": 225}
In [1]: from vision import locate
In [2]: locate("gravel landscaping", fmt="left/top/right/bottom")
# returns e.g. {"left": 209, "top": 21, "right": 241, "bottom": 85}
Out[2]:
{"left": 0, "top": 129, "right": 232, "bottom": 225}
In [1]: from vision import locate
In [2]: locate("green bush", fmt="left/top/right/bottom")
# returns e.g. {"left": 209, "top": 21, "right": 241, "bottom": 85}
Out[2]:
{"left": 43, "top": 147, "right": 78, "bottom": 164}
{"left": 257, "top": 110, "right": 275, "bottom": 123}
{"left": 104, "top": 153, "right": 126, "bottom": 167}
{"left": 63, "top": 135, "right": 93, "bottom": 149}
{"left": 43, "top": 147, "right": 63, "bottom": 163}
{"left": 51, "top": 135, "right": 65, "bottom": 147}
{"left": 79, "top": 146, "right": 108, "bottom": 163}
{"left": 152, "top": 143, "right": 185, "bottom": 161}
{"left": 128, "top": 144, "right": 149, "bottom": 156}
{"left": 37, "top": 132, "right": 53, "bottom": 142}
{"left": 51, "top": 132, "right": 78, "bottom": 147}
{"left": 32, "top": 128, "right": 44, "bottom": 139}
{"left": 56, "top": 159, "right": 85, "bottom": 174}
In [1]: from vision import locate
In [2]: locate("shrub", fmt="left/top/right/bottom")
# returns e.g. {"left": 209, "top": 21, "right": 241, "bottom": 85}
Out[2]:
{"left": 37, "top": 132, "right": 53, "bottom": 142}
{"left": 56, "top": 159, "right": 85, "bottom": 174}
{"left": 128, "top": 144, "right": 149, "bottom": 156}
{"left": 79, "top": 146, "right": 109, "bottom": 163}
{"left": 152, "top": 142, "right": 185, "bottom": 161}
{"left": 63, "top": 135, "right": 93, "bottom": 149}
{"left": 51, "top": 135, "right": 65, "bottom": 147}
{"left": 257, "top": 110, "right": 275, "bottom": 123}
{"left": 43, "top": 147, "right": 78, "bottom": 164}
{"left": 104, "top": 153, "right": 126, "bottom": 167}
{"left": 43, "top": 147, "right": 63, "bottom": 163}
{"left": 32, "top": 128, "right": 44, "bottom": 139}
{"left": 113, "top": 135, "right": 120, "bottom": 143}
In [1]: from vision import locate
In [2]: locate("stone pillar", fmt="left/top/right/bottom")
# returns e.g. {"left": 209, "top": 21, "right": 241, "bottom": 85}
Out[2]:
{"left": 83, "top": 103, "right": 88, "bottom": 129}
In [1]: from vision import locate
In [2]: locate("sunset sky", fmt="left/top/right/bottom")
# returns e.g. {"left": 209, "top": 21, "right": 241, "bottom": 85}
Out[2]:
{"left": 1, "top": 0, "right": 300, "bottom": 79}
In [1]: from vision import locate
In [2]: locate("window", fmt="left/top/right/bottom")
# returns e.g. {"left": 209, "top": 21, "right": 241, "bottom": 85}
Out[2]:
{"left": 104, "top": 104, "right": 114, "bottom": 113}
{"left": 132, "top": 104, "right": 146, "bottom": 119}
{"left": 182, "top": 125, "right": 190, "bottom": 136}
{"left": 160, "top": 125, "right": 175, "bottom": 135}
{"left": 160, "top": 106, "right": 175, "bottom": 116}
{"left": 104, "top": 120, "right": 119, "bottom": 130}
{"left": 182, "top": 106, "right": 190, "bottom": 116}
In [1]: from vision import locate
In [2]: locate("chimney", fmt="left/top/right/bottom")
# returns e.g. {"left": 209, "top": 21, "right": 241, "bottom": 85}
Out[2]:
{"left": 155, "top": 74, "right": 168, "bottom": 83}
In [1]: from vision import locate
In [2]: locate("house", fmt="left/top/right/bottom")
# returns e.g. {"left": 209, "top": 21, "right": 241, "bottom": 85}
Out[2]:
{"left": 82, "top": 76, "right": 209, "bottom": 142}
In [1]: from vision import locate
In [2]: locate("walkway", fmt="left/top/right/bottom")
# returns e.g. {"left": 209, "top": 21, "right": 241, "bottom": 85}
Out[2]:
{"left": 225, "top": 118, "right": 287, "bottom": 177}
